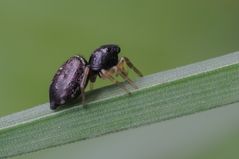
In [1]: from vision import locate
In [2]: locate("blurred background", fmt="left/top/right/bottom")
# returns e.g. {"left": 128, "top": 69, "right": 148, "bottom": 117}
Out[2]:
{"left": 0, "top": 0, "right": 239, "bottom": 158}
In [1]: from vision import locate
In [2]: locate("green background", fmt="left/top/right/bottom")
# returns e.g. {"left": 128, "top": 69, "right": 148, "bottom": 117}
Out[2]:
{"left": 0, "top": 0, "right": 239, "bottom": 158}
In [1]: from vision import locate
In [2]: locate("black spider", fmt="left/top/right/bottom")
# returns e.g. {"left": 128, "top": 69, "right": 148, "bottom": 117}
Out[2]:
{"left": 49, "top": 44, "right": 143, "bottom": 110}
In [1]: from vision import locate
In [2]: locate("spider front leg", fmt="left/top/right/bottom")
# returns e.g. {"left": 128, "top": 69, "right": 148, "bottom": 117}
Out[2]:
{"left": 121, "top": 57, "right": 143, "bottom": 77}
{"left": 115, "top": 57, "right": 142, "bottom": 89}
{"left": 99, "top": 69, "right": 131, "bottom": 94}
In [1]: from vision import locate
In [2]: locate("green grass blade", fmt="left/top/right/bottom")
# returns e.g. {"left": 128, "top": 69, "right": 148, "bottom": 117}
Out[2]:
{"left": 1, "top": 52, "right": 239, "bottom": 158}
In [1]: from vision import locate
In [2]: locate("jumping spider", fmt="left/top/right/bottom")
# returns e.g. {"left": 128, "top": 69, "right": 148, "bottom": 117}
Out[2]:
{"left": 49, "top": 44, "right": 143, "bottom": 110}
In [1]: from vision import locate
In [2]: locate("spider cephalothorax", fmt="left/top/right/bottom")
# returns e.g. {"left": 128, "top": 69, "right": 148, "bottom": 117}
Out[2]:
{"left": 87, "top": 44, "right": 143, "bottom": 93}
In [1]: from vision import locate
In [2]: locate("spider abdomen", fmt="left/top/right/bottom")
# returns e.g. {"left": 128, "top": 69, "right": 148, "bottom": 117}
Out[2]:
{"left": 49, "top": 56, "right": 88, "bottom": 110}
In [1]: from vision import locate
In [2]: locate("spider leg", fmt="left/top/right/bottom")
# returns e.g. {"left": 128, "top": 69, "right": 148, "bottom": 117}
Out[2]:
{"left": 121, "top": 57, "right": 143, "bottom": 77}
{"left": 89, "top": 73, "right": 97, "bottom": 91}
{"left": 115, "top": 60, "right": 138, "bottom": 89}
{"left": 116, "top": 67, "right": 138, "bottom": 89}
{"left": 89, "top": 82, "right": 94, "bottom": 90}
{"left": 100, "top": 69, "right": 131, "bottom": 95}
{"left": 80, "top": 65, "right": 90, "bottom": 107}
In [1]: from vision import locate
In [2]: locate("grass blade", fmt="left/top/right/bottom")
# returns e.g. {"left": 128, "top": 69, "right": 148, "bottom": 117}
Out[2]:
{"left": 1, "top": 52, "right": 239, "bottom": 158}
